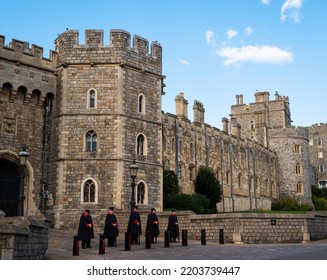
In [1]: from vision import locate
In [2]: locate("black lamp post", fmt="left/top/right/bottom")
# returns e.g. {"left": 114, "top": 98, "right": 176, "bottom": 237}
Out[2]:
{"left": 18, "top": 147, "right": 29, "bottom": 216}
{"left": 129, "top": 160, "right": 138, "bottom": 212}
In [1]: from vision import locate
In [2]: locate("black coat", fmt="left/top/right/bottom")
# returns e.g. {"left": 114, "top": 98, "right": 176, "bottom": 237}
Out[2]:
{"left": 127, "top": 210, "right": 142, "bottom": 235}
{"left": 146, "top": 212, "right": 160, "bottom": 237}
{"left": 104, "top": 213, "right": 119, "bottom": 238}
{"left": 167, "top": 214, "right": 178, "bottom": 238}
{"left": 77, "top": 213, "right": 94, "bottom": 240}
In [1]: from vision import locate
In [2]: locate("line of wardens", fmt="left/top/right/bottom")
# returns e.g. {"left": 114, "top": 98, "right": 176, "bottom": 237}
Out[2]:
{"left": 74, "top": 207, "right": 179, "bottom": 254}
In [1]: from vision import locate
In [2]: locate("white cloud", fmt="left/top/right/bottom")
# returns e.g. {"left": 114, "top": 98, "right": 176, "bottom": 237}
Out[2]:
{"left": 281, "top": 0, "right": 302, "bottom": 23}
{"left": 261, "top": 0, "right": 270, "bottom": 4}
{"left": 245, "top": 26, "right": 253, "bottom": 36}
{"left": 218, "top": 45, "right": 294, "bottom": 66}
{"left": 226, "top": 29, "right": 238, "bottom": 39}
{"left": 205, "top": 30, "right": 215, "bottom": 45}
{"left": 179, "top": 59, "right": 190, "bottom": 66}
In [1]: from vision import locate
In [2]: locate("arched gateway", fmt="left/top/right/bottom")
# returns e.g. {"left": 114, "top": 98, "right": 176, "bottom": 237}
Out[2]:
{"left": 0, "top": 159, "right": 20, "bottom": 216}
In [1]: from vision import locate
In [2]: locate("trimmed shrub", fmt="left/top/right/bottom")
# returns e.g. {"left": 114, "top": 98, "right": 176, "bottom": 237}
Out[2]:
{"left": 271, "top": 197, "right": 313, "bottom": 211}
{"left": 312, "top": 196, "right": 327, "bottom": 210}
{"left": 164, "top": 193, "right": 211, "bottom": 214}
{"left": 312, "top": 185, "right": 327, "bottom": 200}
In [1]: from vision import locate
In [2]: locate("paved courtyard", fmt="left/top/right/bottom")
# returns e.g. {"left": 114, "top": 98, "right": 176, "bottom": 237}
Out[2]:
{"left": 46, "top": 228, "right": 327, "bottom": 260}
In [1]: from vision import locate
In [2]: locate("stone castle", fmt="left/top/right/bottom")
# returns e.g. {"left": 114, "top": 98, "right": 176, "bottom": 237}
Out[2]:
{"left": 0, "top": 29, "right": 326, "bottom": 228}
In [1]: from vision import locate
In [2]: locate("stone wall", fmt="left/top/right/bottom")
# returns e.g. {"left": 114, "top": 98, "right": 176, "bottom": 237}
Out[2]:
{"left": 110, "top": 211, "right": 327, "bottom": 244}
{"left": 308, "top": 124, "right": 327, "bottom": 187}
{"left": 308, "top": 212, "right": 327, "bottom": 240}
{"left": 0, "top": 214, "right": 50, "bottom": 260}
{"left": 162, "top": 98, "right": 279, "bottom": 212}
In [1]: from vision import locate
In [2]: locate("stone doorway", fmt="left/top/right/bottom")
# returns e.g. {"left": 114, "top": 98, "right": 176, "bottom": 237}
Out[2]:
{"left": 0, "top": 159, "right": 20, "bottom": 216}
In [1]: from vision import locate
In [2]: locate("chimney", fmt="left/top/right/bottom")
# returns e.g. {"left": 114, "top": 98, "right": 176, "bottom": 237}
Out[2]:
{"left": 239, "top": 94, "right": 243, "bottom": 105}
{"left": 236, "top": 95, "right": 239, "bottom": 105}
{"left": 222, "top": 117, "right": 229, "bottom": 134}
{"left": 175, "top": 92, "right": 188, "bottom": 119}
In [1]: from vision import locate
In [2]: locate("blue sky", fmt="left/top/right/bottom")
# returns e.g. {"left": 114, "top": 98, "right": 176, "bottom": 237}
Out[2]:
{"left": 1, "top": 0, "right": 326, "bottom": 128}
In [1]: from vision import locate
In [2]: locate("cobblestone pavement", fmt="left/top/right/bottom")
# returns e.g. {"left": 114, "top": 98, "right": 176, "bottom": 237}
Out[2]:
{"left": 46, "top": 228, "right": 327, "bottom": 260}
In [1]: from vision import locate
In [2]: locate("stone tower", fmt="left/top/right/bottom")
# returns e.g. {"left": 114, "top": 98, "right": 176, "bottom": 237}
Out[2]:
{"left": 50, "top": 30, "right": 163, "bottom": 227}
{"left": 269, "top": 127, "right": 313, "bottom": 202}
{"left": 231, "top": 91, "right": 292, "bottom": 147}
{"left": 230, "top": 91, "right": 313, "bottom": 205}
{"left": 0, "top": 35, "right": 57, "bottom": 216}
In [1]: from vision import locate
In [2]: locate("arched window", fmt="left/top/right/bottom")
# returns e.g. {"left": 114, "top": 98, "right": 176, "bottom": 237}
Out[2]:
{"left": 295, "top": 163, "right": 302, "bottom": 175}
{"left": 296, "top": 182, "right": 303, "bottom": 194}
{"left": 294, "top": 144, "right": 301, "bottom": 154}
{"left": 162, "top": 159, "right": 169, "bottom": 171}
{"left": 319, "top": 165, "right": 324, "bottom": 173}
{"left": 17, "top": 86, "right": 27, "bottom": 102}
{"left": 318, "top": 138, "right": 322, "bottom": 146}
{"left": 83, "top": 179, "right": 96, "bottom": 202}
{"left": 238, "top": 173, "right": 242, "bottom": 188}
{"left": 216, "top": 168, "right": 221, "bottom": 182}
{"left": 138, "top": 94, "right": 145, "bottom": 114}
{"left": 178, "top": 163, "right": 183, "bottom": 180}
{"left": 87, "top": 89, "right": 97, "bottom": 109}
{"left": 190, "top": 143, "right": 194, "bottom": 160}
{"left": 179, "top": 140, "right": 183, "bottom": 155}
{"left": 189, "top": 164, "right": 195, "bottom": 181}
{"left": 171, "top": 138, "right": 175, "bottom": 153}
{"left": 137, "top": 182, "right": 146, "bottom": 205}
{"left": 226, "top": 171, "right": 230, "bottom": 185}
{"left": 162, "top": 135, "right": 166, "bottom": 151}
{"left": 1, "top": 82, "right": 13, "bottom": 96}
{"left": 318, "top": 151, "right": 323, "bottom": 158}
{"left": 271, "top": 181, "right": 276, "bottom": 195}
{"left": 137, "top": 134, "right": 147, "bottom": 155}
{"left": 86, "top": 130, "right": 97, "bottom": 152}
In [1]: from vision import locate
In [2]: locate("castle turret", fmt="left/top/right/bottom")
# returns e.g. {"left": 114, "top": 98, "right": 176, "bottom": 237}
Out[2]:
{"left": 255, "top": 91, "right": 270, "bottom": 103}
{"left": 269, "top": 127, "right": 313, "bottom": 204}
{"left": 231, "top": 118, "right": 241, "bottom": 138}
{"left": 50, "top": 29, "right": 163, "bottom": 225}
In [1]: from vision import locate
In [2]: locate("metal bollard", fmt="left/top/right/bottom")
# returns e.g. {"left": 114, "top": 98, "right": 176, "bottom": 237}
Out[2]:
{"left": 219, "top": 228, "right": 224, "bottom": 244}
{"left": 145, "top": 231, "right": 151, "bottom": 249}
{"left": 182, "top": 230, "right": 188, "bottom": 246}
{"left": 201, "top": 229, "right": 206, "bottom": 245}
{"left": 164, "top": 230, "right": 170, "bottom": 247}
{"left": 99, "top": 234, "right": 105, "bottom": 254}
{"left": 73, "top": 236, "right": 79, "bottom": 256}
{"left": 125, "top": 232, "right": 131, "bottom": 251}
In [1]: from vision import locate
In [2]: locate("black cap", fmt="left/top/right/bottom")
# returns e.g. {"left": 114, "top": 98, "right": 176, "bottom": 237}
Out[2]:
{"left": 151, "top": 208, "right": 156, "bottom": 211}
{"left": 109, "top": 207, "right": 114, "bottom": 210}
{"left": 171, "top": 209, "right": 176, "bottom": 212}
{"left": 134, "top": 205, "right": 138, "bottom": 209}
{"left": 85, "top": 209, "right": 90, "bottom": 213}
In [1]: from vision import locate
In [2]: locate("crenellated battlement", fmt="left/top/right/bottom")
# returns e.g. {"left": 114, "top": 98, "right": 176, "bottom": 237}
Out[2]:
{"left": 311, "top": 123, "right": 327, "bottom": 128}
{"left": 0, "top": 35, "right": 57, "bottom": 69}
{"left": 55, "top": 29, "right": 162, "bottom": 74}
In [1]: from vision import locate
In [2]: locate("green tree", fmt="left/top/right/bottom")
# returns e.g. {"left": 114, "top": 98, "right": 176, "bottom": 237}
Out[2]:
{"left": 312, "top": 185, "right": 327, "bottom": 199}
{"left": 195, "top": 166, "right": 222, "bottom": 213}
{"left": 163, "top": 170, "right": 180, "bottom": 195}
{"left": 163, "top": 170, "right": 180, "bottom": 209}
